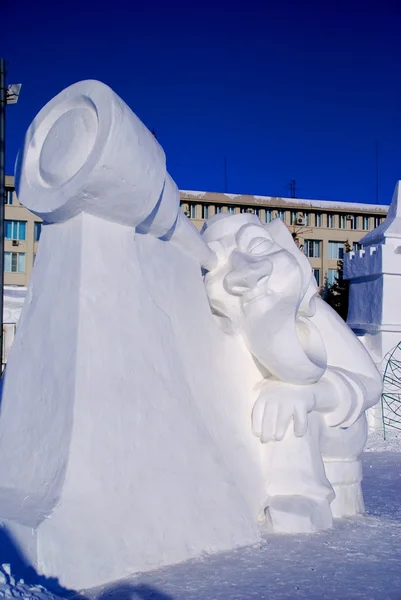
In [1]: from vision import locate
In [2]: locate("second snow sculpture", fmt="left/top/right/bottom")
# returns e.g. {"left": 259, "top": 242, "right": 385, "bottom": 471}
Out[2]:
{"left": 0, "top": 79, "right": 382, "bottom": 590}
{"left": 202, "top": 213, "right": 382, "bottom": 532}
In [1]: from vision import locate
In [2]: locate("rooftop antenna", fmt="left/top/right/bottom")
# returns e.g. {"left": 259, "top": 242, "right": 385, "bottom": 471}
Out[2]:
{"left": 287, "top": 179, "right": 297, "bottom": 198}
{"left": 375, "top": 141, "right": 379, "bottom": 204}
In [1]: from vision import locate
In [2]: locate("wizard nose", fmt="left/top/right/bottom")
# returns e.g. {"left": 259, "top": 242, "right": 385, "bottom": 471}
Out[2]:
{"left": 224, "top": 251, "right": 273, "bottom": 296}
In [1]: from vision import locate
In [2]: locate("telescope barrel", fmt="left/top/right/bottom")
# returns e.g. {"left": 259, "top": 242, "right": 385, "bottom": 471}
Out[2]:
{"left": 15, "top": 80, "right": 216, "bottom": 270}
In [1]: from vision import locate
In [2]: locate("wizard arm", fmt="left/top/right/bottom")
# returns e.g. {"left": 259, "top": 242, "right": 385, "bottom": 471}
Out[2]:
{"left": 311, "top": 297, "right": 383, "bottom": 428}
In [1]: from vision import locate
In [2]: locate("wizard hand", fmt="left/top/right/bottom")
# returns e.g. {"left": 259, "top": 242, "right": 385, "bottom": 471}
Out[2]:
{"left": 252, "top": 381, "right": 316, "bottom": 443}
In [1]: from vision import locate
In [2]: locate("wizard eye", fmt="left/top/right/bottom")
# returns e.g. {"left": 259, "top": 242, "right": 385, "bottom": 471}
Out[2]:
{"left": 247, "top": 237, "right": 273, "bottom": 256}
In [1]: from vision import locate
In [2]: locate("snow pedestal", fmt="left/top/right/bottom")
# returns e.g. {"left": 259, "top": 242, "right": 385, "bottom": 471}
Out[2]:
{"left": 344, "top": 182, "right": 401, "bottom": 431}
{"left": 0, "top": 81, "right": 265, "bottom": 590}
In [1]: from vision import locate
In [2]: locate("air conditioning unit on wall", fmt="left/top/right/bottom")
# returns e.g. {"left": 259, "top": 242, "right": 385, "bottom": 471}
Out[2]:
{"left": 12, "top": 240, "right": 19, "bottom": 247}
{"left": 296, "top": 217, "right": 305, "bottom": 226}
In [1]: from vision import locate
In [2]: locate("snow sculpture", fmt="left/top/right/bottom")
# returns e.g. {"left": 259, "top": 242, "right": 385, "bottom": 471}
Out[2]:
{"left": 344, "top": 181, "right": 401, "bottom": 430}
{"left": 0, "top": 81, "right": 263, "bottom": 589}
{"left": 202, "top": 213, "right": 382, "bottom": 532}
{"left": 0, "top": 79, "right": 382, "bottom": 591}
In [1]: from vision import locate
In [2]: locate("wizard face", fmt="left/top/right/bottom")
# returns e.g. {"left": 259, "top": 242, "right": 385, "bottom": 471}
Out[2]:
{"left": 203, "top": 218, "right": 303, "bottom": 332}
{"left": 202, "top": 214, "right": 327, "bottom": 384}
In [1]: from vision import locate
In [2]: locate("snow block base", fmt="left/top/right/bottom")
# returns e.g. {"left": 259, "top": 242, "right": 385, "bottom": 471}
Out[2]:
{"left": 266, "top": 496, "right": 333, "bottom": 534}
{"left": 0, "top": 213, "right": 264, "bottom": 590}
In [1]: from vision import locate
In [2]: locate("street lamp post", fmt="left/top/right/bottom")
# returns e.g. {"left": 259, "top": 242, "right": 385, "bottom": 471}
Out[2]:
{"left": 0, "top": 59, "right": 21, "bottom": 372}
{"left": 0, "top": 59, "right": 6, "bottom": 372}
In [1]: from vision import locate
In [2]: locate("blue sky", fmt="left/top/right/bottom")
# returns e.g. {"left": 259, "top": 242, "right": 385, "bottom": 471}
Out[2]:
{"left": 3, "top": 0, "right": 401, "bottom": 205}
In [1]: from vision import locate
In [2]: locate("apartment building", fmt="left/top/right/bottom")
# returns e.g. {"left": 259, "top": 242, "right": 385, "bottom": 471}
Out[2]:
{"left": 4, "top": 176, "right": 388, "bottom": 289}
{"left": 4, "top": 175, "right": 41, "bottom": 286}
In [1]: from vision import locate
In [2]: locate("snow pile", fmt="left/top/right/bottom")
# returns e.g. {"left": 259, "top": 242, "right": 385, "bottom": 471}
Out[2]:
{"left": 0, "top": 564, "right": 61, "bottom": 600}
{"left": 365, "top": 427, "right": 401, "bottom": 452}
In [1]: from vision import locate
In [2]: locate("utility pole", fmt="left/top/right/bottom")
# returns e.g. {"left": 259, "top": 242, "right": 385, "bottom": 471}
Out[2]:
{"left": 0, "top": 59, "right": 6, "bottom": 371}
{"left": 224, "top": 155, "right": 228, "bottom": 193}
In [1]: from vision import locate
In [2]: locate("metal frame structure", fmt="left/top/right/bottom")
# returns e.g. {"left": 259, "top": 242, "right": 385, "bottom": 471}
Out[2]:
{"left": 381, "top": 342, "right": 401, "bottom": 439}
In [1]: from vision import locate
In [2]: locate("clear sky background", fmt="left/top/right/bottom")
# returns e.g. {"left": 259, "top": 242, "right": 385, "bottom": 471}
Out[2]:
{"left": 3, "top": 0, "right": 401, "bottom": 205}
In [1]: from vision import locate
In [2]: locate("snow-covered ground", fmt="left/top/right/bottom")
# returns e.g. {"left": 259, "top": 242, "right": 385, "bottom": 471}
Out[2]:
{"left": 0, "top": 564, "right": 61, "bottom": 599}
{"left": 1, "top": 429, "right": 400, "bottom": 600}
{"left": 365, "top": 427, "right": 401, "bottom": 453}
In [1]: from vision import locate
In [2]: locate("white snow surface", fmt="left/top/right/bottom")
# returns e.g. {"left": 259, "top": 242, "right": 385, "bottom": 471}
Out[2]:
{"left": 0, "top": 431, "right": 399, "bottom": 600}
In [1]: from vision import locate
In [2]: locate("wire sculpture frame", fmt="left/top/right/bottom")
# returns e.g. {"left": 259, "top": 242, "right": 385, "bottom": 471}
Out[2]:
{"left": 381, "top": 342, "right": 401, "bottom": 439}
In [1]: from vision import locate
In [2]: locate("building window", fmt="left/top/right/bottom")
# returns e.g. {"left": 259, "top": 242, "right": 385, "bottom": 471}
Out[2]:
{"left": 4, "top": 252, "right": 26, "bottom": 273}
{"left": 215, "top": 205, "right": 223, "bottom": 214}
{"left": 241, "top": 207, "right": 259, "bottom": 216}
{"left": 304, "top": 239, "right": 321, "bottom": 258}
{"left": 315, "top": 212, "right": 322, "bottom": 227}
{"left": 327, "top": 269, "right": 337, "bottom": 286}
{"left": 303, "top": 212, "right": 310, "bottom": 226}
{"left": 5, "top": 190, "right": 13, "bottom": 205}
{"left": 227, "top": 205, "right": 235, "bottom": 214}
{"left": 189, "top": 204, "right": 197, "bottom": 219}
{"left": 339, "top": 215, "right": 346, "bottom": 229}
{"left": 277, "top": 210, "right": 285, "bottom": 222}
{"left": 313, "top": 269, "right": 320, "bottom": 287}
{"left": 353, "top": 242, "right": 363, "bottom": 252}
{"left": 374, "top": 216, "right": 381, "bottom": 228}
{"left": 264, "top": 210, "right": 272, "bottom": 223}
{"left": 327, "top": 214, "right": 335, "bottom": 228}
{"left": 328, "top": 241, "right": 344, "bottom": 260}
{"left": 290, "top": 211, "right": 297, "bottom": 225}
{"left": 362, "top": 216, "right": 370, "bottom": 230}
{"left": 202, "top": 205, "right": 209, "bottom": 220}
{"left": 4, "top": 220, "right": 26, "bottom": 241}
{"left": 34, "top": 222, "right": 42, "bottom": 242}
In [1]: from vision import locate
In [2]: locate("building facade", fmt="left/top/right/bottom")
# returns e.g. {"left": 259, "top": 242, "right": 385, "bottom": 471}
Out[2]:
{"left": 4, "top": 175, "right": 41, "bottom": 286}
{"left": 4, "top": 175, "right": 388, "bottom": 289}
